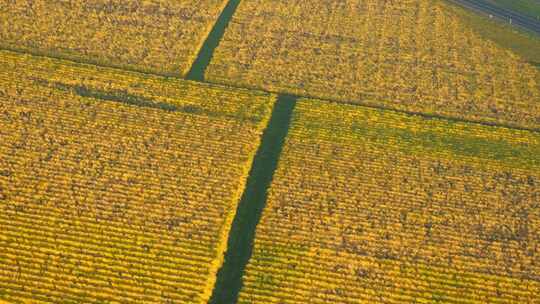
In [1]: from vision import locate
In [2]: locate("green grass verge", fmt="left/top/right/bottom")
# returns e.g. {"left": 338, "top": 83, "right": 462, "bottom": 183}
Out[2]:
{"left": 487, "top": 0, "right": 540, "bottom": 20}
{"left": 443, "top": 1, "right": 540, "bottom": 72}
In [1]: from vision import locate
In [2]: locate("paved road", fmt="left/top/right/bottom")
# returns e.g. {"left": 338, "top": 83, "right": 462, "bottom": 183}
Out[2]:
{"left": 448, "top": 0, "right": 540, "bottom": 35}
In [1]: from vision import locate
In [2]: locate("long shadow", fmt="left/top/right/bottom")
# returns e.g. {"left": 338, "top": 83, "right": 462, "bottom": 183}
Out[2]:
{"left": 186, "top": 0, "right": 241, "bottom": 81}
{"left": 38, "top": 80, "right": 242, "bottom": 118}
{"left": 209, "top": 95, "right": 297, "bottom": 304}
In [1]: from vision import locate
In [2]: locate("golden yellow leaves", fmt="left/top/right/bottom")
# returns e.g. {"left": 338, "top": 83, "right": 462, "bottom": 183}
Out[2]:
{"left": 0, "top": 0, "right": 229, "bottom": 76}
{"left": 238, "top": 99, "right": 540, "bottom": 303}
{"left": 0, "top": 51, "right": 274, "bottom": 303}
{"left": 206, "top": 0, "right": 540, "bottom": 129}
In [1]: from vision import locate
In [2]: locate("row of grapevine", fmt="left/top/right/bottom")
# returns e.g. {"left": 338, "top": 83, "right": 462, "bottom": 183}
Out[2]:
{"left": 0, "top": 50, "right": 276, "bottom": 303}
{"left": 0, "top": 0, "right": 230, "bottom": 76}
{"left": 206, "top": 0, "right": 540, "bottom": 130}
{"left": 238, "top": 98, "right": 540, "bottom": 303}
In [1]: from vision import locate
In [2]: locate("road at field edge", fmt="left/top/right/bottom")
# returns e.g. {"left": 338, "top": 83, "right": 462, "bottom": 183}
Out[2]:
{"left": 447, "top": 0, "right": 540, "bottom": 35}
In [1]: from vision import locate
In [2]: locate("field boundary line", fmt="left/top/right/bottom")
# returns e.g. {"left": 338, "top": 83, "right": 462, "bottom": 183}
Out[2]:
{"left": 2, "top": 47, "right": 539, "bottom": 134}
{"left": 208, "top": 95, "right": 297, "bottom": 304}
{"left": 203, "top": 79, "right": 540, "bottom": 133}
{"left": 0, "top": 44, "right": 179, "bottom": 77}
{"left": 186, "top": 0, "right": 242, "bottom": 81}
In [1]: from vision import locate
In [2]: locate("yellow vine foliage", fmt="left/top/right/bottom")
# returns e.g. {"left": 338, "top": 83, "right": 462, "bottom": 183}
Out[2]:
{"left": 0, "top": 0, "right": 229, "bottom": 76}
{"left": 238, "top": 99, "right": 540, "bottom": 303}
{"left": 206, "top": 0, "right": 540, "bottom": 129}
{"left": 0, "top": 50, "right": 275, "bottom": 303}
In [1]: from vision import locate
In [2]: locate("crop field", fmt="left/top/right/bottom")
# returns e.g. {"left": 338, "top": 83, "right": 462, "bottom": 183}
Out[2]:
{"left": 0, "top": 0, "right": 229, "bottom": 76}
{"left": 1, "top": 0, "right": 539, "bottom": 303}
{"left": 0, "top": 50, "right": 275, "bottom": 303}
{"left": 237, "top": 99, "right": 540, "bottom": 303}
{"left": 206, "top": 0, "right": 540, "bottom": 129}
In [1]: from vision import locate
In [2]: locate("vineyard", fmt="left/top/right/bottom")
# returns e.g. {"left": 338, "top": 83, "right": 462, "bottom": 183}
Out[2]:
{"left": 0, "top": 0, "right": 229, "bottom": 76}
{"left": 0, "top": 50, "right": 275, "bottom": 303}
{"left": 0, "top": 0, "right": 539, "bottom": 303}
{"left": 238, "top": 98, "right": 540, "bottom": 303}
{"left": 206, "top": 0, "right": 540, "bottom": 129}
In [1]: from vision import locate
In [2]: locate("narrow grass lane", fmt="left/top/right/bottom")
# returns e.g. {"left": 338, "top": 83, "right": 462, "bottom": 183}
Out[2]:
{"left": 186, "top": 0, "right": 242, "bottom": 81}
{"left": 208, "top": 95, "right": 297, "bottom": 304}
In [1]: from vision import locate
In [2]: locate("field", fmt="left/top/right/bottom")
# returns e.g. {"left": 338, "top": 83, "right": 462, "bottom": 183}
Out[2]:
{"left": 0, "top": 50, "right": 275, "bottom": 303}
{"left": 206, "top": 0, "right": 540, "bottom": 130}
{"left": 0, "top": 0, "right": 229, "bottom": 76}
{"left": 1, "top": 0, "right": 540, "bottom": 303}
{"left": 237, "top": 98, "right": 540, "bottom": 303}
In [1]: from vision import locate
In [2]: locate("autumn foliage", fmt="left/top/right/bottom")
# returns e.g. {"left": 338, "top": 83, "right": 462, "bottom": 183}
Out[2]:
{"left": 206, "top": 0, "right": 540, "bottom": 129}
{"left": 239, "top": 99, "right": 540, "bottom": 303}
{"left": 0, "top": 0, "right": 229, "bottom": 76}
{"left": 0, "top": 50, "right": 275, "bottom": 303}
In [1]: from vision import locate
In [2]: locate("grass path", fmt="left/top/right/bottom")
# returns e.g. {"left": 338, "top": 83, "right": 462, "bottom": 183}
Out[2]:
{"left": 186, "top": 0, "right": 242, "bottom": 81}
{"left": 208, "top": 95, "right": 297, "bottom": 304}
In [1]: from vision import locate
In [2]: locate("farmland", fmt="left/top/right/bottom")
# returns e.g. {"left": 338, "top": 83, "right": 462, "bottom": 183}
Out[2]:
{"left": 237, "top": 99, "right": 540, "bottom": 303}
{"left": 0, "top": 0, "right": 539, "bottom": 303}
{"left": 206, "top": 0, "right": 540, "bottom": 129}
{"left": 0, "top": 0, "right": 229, "bottom": 76}
{"left": 0, "top": 50, "right": 275, "bottom": 303}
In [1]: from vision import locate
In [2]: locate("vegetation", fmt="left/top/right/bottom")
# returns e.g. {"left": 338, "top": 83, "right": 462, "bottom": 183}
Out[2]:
{"left": 186, "top": 0, "right": 242, "bottom": 81}
{"left": 487, "top": 0, "right": 540, "bottom": 20}
{"left": 0, "top": 50, "right": 276, "bottom": 303}
{"left": 0, "top": 0, "right": 229, "bottom": 76}
{"left": 209, "top": 96, "right": 297, "bottom": 304}
{"left": 445, "top": 1, "right": 540, "bottom": 70}
{"left": 238, "top": 98, "right": 540, "bottom": 303}
{"left": 206, "top": 0, "right": 540, "bottom": 129}
{"left": 1, "top": 0, "right": 539, "bottom": 303}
